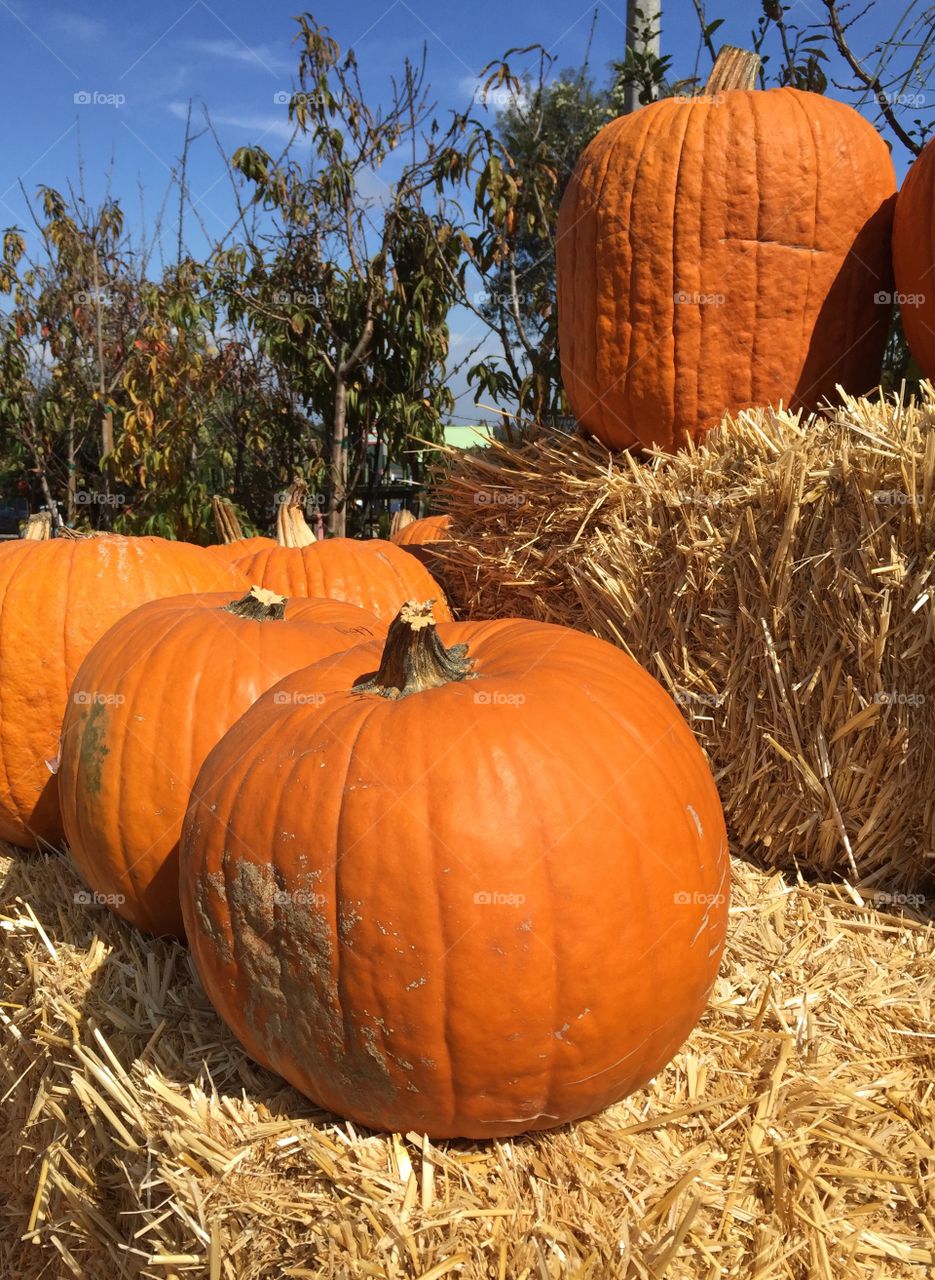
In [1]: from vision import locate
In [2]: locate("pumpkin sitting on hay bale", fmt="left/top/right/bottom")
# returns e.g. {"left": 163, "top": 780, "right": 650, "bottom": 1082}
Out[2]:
{"left": 434, "top": 386, "right": 935, "bottom": 895}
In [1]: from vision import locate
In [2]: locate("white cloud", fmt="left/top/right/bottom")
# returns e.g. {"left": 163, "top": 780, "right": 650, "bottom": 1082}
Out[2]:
{"left": 186, "top": 38, "right": 289, "bottom": 75}
{"left": 166, "top": 100, "right": 297, "bottom": 143}
{"left": 214, "top": 112, "right": 297, "bottom": 142}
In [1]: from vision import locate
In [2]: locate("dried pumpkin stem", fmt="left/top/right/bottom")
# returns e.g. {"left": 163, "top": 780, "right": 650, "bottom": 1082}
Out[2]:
{"left": 276, "top": 479, "right": 317, "bottom": 547}
{"left": 56, "top": 527, "right": 110, "bottom": 540}
{"left": 704, "top": 46, "right": 760, "bottom": 94}
{"left": 223, "top": 585, "right": 287, "bottom": 621}
{"left": 354, "top": 600, "right": 474, "bottom": 699}
{"left": 212, "top": 494, "right": 244, "bottom": 544}
{"left": 22, "top": 512, "right": 52, "bottom": 540}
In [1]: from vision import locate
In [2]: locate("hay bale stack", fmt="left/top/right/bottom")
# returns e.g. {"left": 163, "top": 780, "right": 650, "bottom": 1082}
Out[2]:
{"left": 435, "top": 388, "right": 935, "bottom": 892}
{"left": 2, "top": 847, "right": 934, "bottom": 1278}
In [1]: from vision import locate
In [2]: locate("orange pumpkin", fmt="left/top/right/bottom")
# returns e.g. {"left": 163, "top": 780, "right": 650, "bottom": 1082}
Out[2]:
{"left": 556, "top": 46, "right": 897, "bottom": 451}
{"left": 389, "top": 514, "right": 453, "bottom": 589}
{"left": 893, "top": 135, "right": 935, "bottom": 379}
{"left": 209, "top": 535, "right": 276, "bottom": 564}
{"left": 234, "top": 537, "right": 453, "bottom": 623}
{"left": 0, "top": 536, "right": 247, "bottom": 848}
{"left": 59, "top": 587, "right": 383, "bottom": 937}
{"left": 180, "top": 601, "right": 728, "bottom": 1138}
{"left": 391, "top": 514, "right": 452, "bottom": 546}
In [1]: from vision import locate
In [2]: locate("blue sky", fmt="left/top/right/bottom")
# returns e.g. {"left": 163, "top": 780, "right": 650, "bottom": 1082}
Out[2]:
{"left": 0, "top": 0, "right": 924, "bottom": 420}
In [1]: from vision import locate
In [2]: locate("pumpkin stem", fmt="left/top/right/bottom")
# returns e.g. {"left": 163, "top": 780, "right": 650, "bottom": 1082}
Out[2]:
{"left": 390, "top": 507, "right": 415, "bottom": 538}
{"left": 354, "top": 600, "right": 474, "bottom": 699}
{"left": 22, "top": 511, "right": 52, "bottom": 540}
{"left": 224, "top": 585, "right": 287, "bottom": 621}
{"left": 213, "top": 494, "right": 244, "bottom": 544}
{"left": 276, "top": 479, "right": 317, "bottom": 547}
{"left": 704, "top": 46, "right": 760, "bottom": 94}
{"left": 56, "top": 527, "right": 109, "bottom": 539}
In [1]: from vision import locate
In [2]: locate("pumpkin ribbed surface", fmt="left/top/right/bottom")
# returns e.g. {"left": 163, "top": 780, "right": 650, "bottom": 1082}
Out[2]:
{"left": 391, "top": 515, "right": 452, "bottom": 546}
{"left": 207, "top": 536, "right": 276, "bottom": 564}
{"left": 233, "top": 538, "right": 453, "bottom": 622}
{"left": 557, "top": 85, "right": 896, "bottom": 450}
{"left": 893, "top": 135, "right": 935, "bottom": 380}
{"left": 59, "top": 590, "right": 382, "bottom": 937}
{"left": 180, "top": 610, "right": 728, "bottom": 1138}
{"left": 0, "top": 537, "right": 247, "bottom": 847}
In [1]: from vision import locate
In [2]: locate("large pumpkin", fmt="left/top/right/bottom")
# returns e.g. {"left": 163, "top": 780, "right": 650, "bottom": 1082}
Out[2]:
{"left": 59, "top": 588, "right": 383, "bottom": 938}
{"left": 556, "top": 46, "right": 897, "bottom": 451}
{"left": 234, "top": 537, "right": 453, "bottom": 623}
{"left": 391, "top": 514, "right": 452, "bottom": 547}
{"left": 209, "top": 535, "right": 275, "bottom": 564}
{"left": 893, "top": 135, "right": 935, "bottom": 379}
{"left": 180, "top": 601, "right": 729, "bottom": 1139}
{"left": 0, "top": 536, "right": 247, "bottom": 848}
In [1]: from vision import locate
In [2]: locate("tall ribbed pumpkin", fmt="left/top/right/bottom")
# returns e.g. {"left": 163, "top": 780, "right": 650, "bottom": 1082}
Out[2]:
{"left": 556, "top": 47, "right": 897, "bottom": 451}
{"left": 234, "top": 537, "right": 453, "bottom": 623}
{"left": 0, "top": 536, "right": 247, "bottom": 848}
{"left": 59, "top": 588, "right": 382, "bottom": 938}
{"left": 180, "top": 602, "right": 729, "bottom": 1139}
{"left": 893, "top": 135, "right": 935, "bottom": 379}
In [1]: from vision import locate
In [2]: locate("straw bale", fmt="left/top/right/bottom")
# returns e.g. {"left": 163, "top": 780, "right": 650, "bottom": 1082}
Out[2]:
{"left": 432, "top": 388, "right": 935, "bottom": 892}
{"left": 2, "top": 847, "right": 933, "bottom": 1278}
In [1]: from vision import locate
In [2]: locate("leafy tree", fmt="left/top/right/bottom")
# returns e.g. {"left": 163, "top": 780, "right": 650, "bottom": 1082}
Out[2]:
{"left": 0, "top": 188, "right": 303, "bottom": 538}
{"left": 0, "top": 189, "right": 139, "bottom": 527}
{"left": 457, "top": 57, "right": 611, "bottom": 428}
{"left": 221, "top": 17, "right": 465, "bottom": 536}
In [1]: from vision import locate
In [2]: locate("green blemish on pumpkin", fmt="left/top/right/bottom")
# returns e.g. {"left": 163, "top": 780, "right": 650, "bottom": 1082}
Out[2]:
{"left": 80, "top": 701, "right": 111, "bottom": 797}
{"left": 221, "top": 861, "right": 399, "bottom": 1107}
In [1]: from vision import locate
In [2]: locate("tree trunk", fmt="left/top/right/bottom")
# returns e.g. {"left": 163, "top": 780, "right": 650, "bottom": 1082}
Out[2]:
{"left": 327, "top": 310, "right": 374, "bottom": 538}
{"left": 66, "top": 413, "right": 76, "bottom": 525}
{"left": 92, "top": 249, "right": 114, "bottom": 459}
{"left": 37, "top": 465, "right": 58, "bottom": 532}
{"left": 623, "top": 0, "right": 662, "bottom": 113}
{"left": 328, "top": 378, "right": 348, "bottom": 537}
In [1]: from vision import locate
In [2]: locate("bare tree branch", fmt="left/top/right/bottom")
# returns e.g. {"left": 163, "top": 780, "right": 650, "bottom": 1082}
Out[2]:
{"left": 823, "top": 0, "right": 922, "bottom": 154}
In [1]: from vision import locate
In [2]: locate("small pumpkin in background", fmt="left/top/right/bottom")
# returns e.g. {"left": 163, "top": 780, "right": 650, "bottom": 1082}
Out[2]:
{"left": 390, "top": 513, "right": 454, "bottom": 589}
{"left": 180, "top": 601, "right": 728, "bottom": 1139}
{"left": 234, "top": 536, "right": 453, "bottom": 623}
{"left": 893, "top": 135, "right": 935, "bottom": 380}
{"left": 391, "top": 514, "right": 451, "bottom": 547}
{"left": 0, "top": 536, "right": 247, "bottom": 849}
{"left": 208, "top": 481, "right": 315, "bottom": 564}
{"left": 59, "top": 587, "right": 383, "bottom": 938}
{"left": 557, "top": 46, "right": 897, "bottom": 451}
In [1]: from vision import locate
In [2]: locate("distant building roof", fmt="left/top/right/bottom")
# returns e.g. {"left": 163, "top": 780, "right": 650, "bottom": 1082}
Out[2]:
{"left": 444, "top": 423, "right": 494, "bottom": 449}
